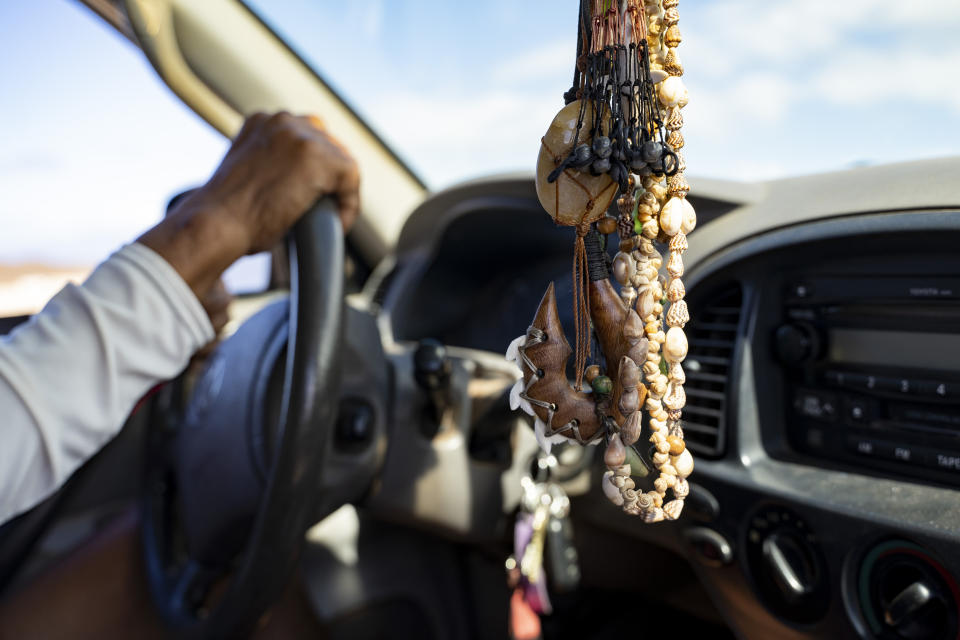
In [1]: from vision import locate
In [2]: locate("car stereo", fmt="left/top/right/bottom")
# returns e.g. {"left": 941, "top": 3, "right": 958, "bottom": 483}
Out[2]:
{"left": 777, "top": 275, "right": 960, "bottom": 486}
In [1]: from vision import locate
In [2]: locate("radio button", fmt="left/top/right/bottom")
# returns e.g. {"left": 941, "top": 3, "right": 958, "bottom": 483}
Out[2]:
{"left": 877, "top": 377, "right": 914, "bottom": 394}
{"left": 846, "top": 435, "right": 882, "bottom": 457}
{"left": 844, "top": 374, "right": 879, "bottom": 392}
{"left": 924, "top": 450, "right": 960, "bottom": 473}
{"left": 843, "top": 397, "right": 871, "bottom": 424}
{"left": 825, "top": 370, "right": 849, "bottom": 388}
{"left": 888, "top": 445, "right": 916, "bottom": 464}
{"left": 805, "top": 428, "right": 825, "bottom": 450}
{"left": 788, "top": 282, "right": 814, "bottom": 300}
{"left": 794, "top": 390, "right": 838, "bottom": 421}
{"left": 918, "top": 380, "right": 954, "bottom": 399}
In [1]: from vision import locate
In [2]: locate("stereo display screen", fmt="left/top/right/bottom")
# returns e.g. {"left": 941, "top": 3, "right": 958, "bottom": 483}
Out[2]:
{"left": 829, "top": 329, "right": 960, "bottom": 372}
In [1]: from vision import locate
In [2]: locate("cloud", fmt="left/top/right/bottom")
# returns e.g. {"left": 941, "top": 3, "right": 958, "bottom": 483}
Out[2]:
{"left": 492, "top": 40, "right": 574, "bottom": 85}
{"left": 671, "top": 0, "right": 960, "bottom": 178}
{"left": 816, "top": 48, "right": 960, "bottom": 111}
{"left": 361, "top": 0, "right": 384, "bottom": 40}
{"left": 370, "top": 87, "right": 561, "bottom": 186}
{"left": 688, "top": 0, "right": 960, "bottom": 66}
{"left": 358, "top": 0, "right": 960, "bottom": 186}
{"left": 366, "top": 39, "right": 587, "bottom": 186}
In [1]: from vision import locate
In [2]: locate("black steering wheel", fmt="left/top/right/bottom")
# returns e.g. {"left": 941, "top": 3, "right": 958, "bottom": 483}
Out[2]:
{"left": 142, "top": 199, "right": 344, "bottom": 639}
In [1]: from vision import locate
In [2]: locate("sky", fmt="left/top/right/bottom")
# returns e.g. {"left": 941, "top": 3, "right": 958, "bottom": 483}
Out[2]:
{"left": 2, "top": 0, "right": 960, "bottom": 273}
{"left": 248, "top": 0, "right": 960, "bottom": 185}
{"left": 0, "top": 1, "right": 226, "bottom": 268}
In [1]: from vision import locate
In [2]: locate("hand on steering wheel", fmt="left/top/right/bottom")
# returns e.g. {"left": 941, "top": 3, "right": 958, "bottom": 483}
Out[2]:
{"left": 142, "top": 199, "right": 344, "bottom": 639}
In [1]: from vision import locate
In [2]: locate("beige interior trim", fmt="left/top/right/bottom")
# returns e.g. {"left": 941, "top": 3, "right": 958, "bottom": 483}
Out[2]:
{"left": 117, "top": 0, "right": 427, "bottom": 260}
{"left": 77, "top": 0, "right": 136, "bottom": 43}
{"left": 123, "top": 0, "right": 241, "bottom": 136}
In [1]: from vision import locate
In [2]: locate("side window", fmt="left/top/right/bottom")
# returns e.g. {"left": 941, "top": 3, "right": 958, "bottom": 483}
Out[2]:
{"left": 0, "top": 2, "right": 269, "bottom": 318}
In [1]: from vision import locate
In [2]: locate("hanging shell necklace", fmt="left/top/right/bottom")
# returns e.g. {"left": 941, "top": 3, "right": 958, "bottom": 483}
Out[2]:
{"left": 507, "top": 0, "right": 696, "bottom": 522}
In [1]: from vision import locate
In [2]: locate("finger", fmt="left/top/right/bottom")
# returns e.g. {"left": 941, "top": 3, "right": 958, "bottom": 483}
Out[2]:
{"left": 209, "top": 308, "right": 230, "bottom": 335}
{"left": 308, "top": 128, "right": 359, "bottom": 230}
{"left": 201, "top": 280, "right": 232, "bottom": 332}
{"left": 205, "top": 279, "right": 231, "bottom": 307}
{"left": 336, "top": 163, "right": 361, "bottom": 232}
{"left": 265, "top": 110, "right": 296, "bottom": 135}
{"left": 305, "top": 114, "right": 326, "bottom": 131}
{"left": 234, "top": 111, "right": 269, "bottom": 144}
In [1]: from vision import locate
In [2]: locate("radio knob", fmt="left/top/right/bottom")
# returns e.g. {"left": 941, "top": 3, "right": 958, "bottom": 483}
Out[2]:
{"left": 775, "top": 323, "right": 820, "bottom": 366}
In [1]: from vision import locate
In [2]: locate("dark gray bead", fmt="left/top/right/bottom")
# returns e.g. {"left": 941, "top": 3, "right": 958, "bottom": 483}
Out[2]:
{"left": 591, "top": 157, "right": 611, "bottom": 174}
{"left": 641, "top": 140, "right": 661, "bottom": 164}
{"left": 592, "top": 136, "right": 612, "bottom": 159}
{"left": 571, "top": 143, "right": 593, "bottom": 167}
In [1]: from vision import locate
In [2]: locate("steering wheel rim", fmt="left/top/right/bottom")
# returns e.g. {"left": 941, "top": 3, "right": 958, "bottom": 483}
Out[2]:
{"left": 142, "top": 199, "right": 344, "bottom": 639}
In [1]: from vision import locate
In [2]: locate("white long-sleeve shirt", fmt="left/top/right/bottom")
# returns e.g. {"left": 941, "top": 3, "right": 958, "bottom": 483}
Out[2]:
{"left": 0, "top": 243, "right": 214, "bottom": 524}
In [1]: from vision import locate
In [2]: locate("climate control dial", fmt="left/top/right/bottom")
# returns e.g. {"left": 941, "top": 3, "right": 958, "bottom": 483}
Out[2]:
{"left": 745, "top": 505, "right": 830, "bottom": 623}
{"left": 856, "top": 540, "right": 959, "bottom": 640}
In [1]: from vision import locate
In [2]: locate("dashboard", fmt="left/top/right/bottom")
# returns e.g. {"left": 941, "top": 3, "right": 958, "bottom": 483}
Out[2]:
{"left": 684, "top": 210, "right": 960, "bottom": 639}
{"left": 372, "top": 159, "right": 960, "bottom": 640}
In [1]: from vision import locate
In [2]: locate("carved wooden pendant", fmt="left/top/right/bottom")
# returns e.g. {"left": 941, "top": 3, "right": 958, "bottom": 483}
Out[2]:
{"left": 513, "top": 276, "right": 650, "bottom": 444}
{"left": 520, "top": 282, "right": 601, "bottom": 442}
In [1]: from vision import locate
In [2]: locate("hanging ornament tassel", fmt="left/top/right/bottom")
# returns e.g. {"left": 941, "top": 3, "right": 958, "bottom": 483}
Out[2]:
{"left": 513, "top": 0, "right": 697, "bottom": 524}
{"left": 572, "top": 224, "right": 592, "bottom": 390}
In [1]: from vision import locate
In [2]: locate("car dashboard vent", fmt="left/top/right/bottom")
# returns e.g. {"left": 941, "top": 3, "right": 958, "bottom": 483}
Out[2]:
{"left": 681, "top": 284, "right": 743, "bottom": 458}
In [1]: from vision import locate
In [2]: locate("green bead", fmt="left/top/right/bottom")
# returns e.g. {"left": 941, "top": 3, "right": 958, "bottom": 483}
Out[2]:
{"left": 591, "top": 375, "right": 613, "bottom": 395}
{"left": 659, "top": 358, "right": 668, "bottom": 376}
{"left": 634, "top": 219, "right": 643, "bottom": 235}
{"left": 625, "top": 445, "right": 652, "bottom": 478}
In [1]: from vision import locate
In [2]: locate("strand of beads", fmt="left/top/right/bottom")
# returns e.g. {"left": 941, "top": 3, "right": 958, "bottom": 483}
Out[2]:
{"left": 643, "top": 0, "right": 663, "bottom": 67}
{"left": 599, "top": 178, "right": 665, "bottom": 521}
{"left": 650, "top": 0, "right": 695, "bottom": 521}
{"left": 659, "top": 0, "right": 695, "bottom": 241}
{"left": 605, "top": 183, "right": 645, "bottom": 515}
{"left": 601, "top": 179, "right": 665, "bottom": 518}
{"left": 635, "top": 217, "right": 673, "bottom": 522}
{"left": 597, "top": 0, "right": 696, "bottom": 522}
{"left": 600, "top": 173, "right": 675, "bottom": 521}
{"left": 605, "top": 0, "right": 694, "bottom": 522}
{"left": 613, "top": 186, "right": 639, "bottom": 309}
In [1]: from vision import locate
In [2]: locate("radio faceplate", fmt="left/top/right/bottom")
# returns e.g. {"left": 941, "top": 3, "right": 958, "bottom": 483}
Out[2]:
{"left": 779, "top": 276, "right": 960, "bottom": 487}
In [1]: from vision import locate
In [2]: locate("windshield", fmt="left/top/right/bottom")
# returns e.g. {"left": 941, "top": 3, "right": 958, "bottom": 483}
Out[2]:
{"left": 247, "top": 1, "right": 960, "bottom": 191}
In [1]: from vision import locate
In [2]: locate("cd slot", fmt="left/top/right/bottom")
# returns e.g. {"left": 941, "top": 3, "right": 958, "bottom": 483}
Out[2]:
{"left": 785, "top": 276, "right": 960, "bottom": 304}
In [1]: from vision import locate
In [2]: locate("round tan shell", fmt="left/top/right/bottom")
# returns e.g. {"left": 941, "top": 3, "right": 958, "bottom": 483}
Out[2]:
{"left": 536, "top": 100, "right": 617, "bottom": 226}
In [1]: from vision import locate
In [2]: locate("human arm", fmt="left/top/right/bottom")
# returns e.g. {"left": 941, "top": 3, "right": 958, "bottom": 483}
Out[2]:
{"left": 0, "top": 112, "right": 359, "bottom": 523}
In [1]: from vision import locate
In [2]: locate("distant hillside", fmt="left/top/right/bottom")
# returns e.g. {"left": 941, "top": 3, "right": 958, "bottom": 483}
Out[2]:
{"left": 0, "top": 264, "right": 91, "bottom": 317}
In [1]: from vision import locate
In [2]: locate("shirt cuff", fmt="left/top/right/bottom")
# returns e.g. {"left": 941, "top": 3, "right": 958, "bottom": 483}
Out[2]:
{"left": 121, "top": 242, "right": 216, "bottom": 347}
